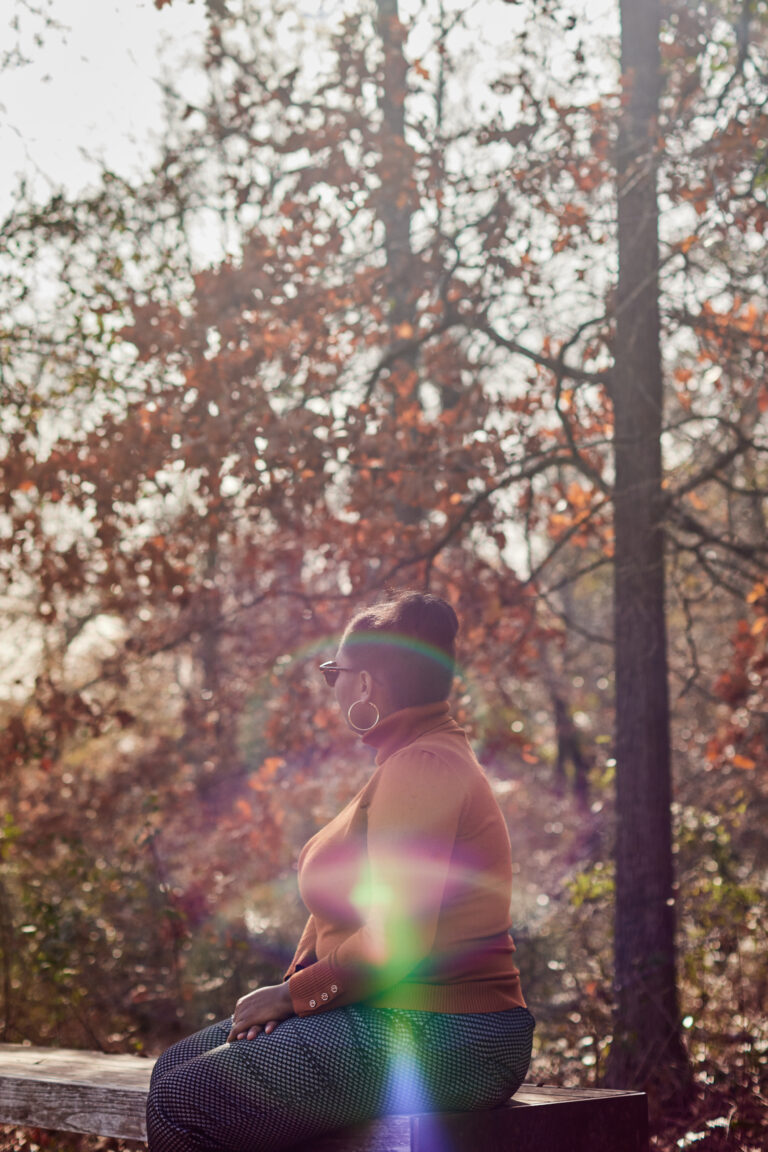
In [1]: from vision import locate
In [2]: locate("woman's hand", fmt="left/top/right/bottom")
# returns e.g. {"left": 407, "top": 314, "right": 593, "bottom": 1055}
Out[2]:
{"left": 227, "top": 982, "right": 294, "bottom": 1042}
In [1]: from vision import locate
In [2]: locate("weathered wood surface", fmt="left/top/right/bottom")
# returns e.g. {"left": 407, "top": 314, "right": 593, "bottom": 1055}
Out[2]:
{"left": 290, "top": 1115, "right": 412, "bottom": 1152}
{"left": 410, "top": 1086, "right": 649, "bottom": 1152}
{"left": 0, "top": 1044, "right": 649, "bottom": 1150}
{"left": 0, "top": 1044, "right": 156, "bottom": 1141}
{"left": 293, "top": 1087, "right": 649, "bottom": 1152}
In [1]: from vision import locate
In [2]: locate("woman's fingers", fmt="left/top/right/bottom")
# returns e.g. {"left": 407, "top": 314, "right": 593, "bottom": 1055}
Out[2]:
{"left": 227, "top": 1020, "right": 251, "bottom": 1042}
{"left": 227, "top": 983, "right": 293, "bottom": 1042}
{"left": 227, "top": 1019, "right": 281, "bottom": 1042}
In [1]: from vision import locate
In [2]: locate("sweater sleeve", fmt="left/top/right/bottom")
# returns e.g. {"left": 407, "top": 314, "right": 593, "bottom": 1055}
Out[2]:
{"left": 288, "top": 750, "right": 465, "bottom": 1016}
{"left": 283, "top": 914, "right": 318, "bottom": 980}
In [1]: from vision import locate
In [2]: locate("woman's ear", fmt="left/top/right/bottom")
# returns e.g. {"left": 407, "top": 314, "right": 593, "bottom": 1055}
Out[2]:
{"left": 359, "top": 669, "right": 392, "bottom": 719}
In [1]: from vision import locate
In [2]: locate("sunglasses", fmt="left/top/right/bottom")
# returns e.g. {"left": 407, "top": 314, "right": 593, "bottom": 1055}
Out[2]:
{"left": 318, "top": 660, "right": 357, "bottom": 688}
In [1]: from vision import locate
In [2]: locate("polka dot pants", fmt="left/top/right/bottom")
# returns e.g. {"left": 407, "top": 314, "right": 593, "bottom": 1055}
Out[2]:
{"left": 146, "top": 1004, "right": 534, "bottom": 1152}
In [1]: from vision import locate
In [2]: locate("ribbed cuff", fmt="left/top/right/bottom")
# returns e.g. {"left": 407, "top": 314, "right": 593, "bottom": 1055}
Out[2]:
{"left": 288, "top": 959, "right": 349, "bottom": 1016}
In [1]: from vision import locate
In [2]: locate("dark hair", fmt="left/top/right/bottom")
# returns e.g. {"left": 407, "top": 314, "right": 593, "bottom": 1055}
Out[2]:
{"left": 341, "top": 591, "right": 459, "bottom": 710}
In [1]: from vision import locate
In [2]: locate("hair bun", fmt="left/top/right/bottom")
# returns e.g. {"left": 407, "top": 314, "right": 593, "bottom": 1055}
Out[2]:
{"left": 395, "top": 592, "right": 459, "bottom": 651}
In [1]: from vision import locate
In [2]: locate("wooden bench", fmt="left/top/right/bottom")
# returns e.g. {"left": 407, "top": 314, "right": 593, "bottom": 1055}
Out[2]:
{"left": 0, "top": 1043, "right": 648, "bottom": 1151}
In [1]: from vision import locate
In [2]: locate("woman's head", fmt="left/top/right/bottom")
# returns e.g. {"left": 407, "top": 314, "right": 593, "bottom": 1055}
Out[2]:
{"left": 330, "top": 592, "right": 459, "bottom": 727}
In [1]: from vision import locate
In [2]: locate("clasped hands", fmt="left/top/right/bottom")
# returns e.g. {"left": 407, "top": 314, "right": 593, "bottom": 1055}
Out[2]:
{"left": 227, "top": 982, "right": 294, "bottom": 1042}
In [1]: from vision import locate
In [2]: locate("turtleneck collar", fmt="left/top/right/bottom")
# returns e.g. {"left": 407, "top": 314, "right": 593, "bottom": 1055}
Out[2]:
{"left": 362, "top": 700, "right": 456, "bottom": 764}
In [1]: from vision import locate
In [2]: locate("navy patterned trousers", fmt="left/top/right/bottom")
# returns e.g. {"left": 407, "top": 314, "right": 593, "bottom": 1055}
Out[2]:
{"left": 146, "top": 1004, "right": 534, "bottom": 1152}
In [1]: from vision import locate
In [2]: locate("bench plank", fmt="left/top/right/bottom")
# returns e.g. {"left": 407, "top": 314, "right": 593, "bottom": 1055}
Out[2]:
{"left": 0, "top": 1044, "right": 648, "bottom": 1151}
{"left": 0, "top": 1045, "right": 155, "bottom": 1141}
{"left": 411, "top": 1088, "right": 649, "bottom": 1152}
{"left": 290, "top": 1117, "right": 411, "bottom": 1152}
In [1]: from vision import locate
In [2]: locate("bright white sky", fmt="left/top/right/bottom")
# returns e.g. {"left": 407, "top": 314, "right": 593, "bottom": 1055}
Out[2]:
{"left": 0, "top": 0, "right": 618, "bottom": 216}
{"left": 0, "top": 0, "right": 208, "bottom": 212}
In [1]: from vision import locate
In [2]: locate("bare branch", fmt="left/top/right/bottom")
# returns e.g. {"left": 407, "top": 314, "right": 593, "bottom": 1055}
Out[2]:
{"left": 475, "top": 319, "right": 611, "bottom": 388}
{"left": 662, "top": 428, "right": 754, "bottom": 506}
{"left": 378, "top": 449, "right": 586, "bottom": 584}
{"left": 523, "top": 497, "right": 612, "bottom": 590}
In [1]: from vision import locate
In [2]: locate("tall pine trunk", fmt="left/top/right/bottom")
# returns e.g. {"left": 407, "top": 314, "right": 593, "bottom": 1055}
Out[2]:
{"left": 375, "top": 0, "right": 427, "bottom": 530}
{"left": 605, "top": 0, "right": 690, "bottom": 1098}
{"left": 376, "top": 0, "right": 414, "bottom": 327}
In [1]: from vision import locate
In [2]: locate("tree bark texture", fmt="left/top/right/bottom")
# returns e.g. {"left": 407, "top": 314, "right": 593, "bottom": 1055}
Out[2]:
{"left": 376, "top": 0, "right": 415, "bottom": 326}
{"left": 605, "top": 0, "right": 690, "bottom": 1095}
{"left": 375, "top": 0, "right": 427, "bottom": 530}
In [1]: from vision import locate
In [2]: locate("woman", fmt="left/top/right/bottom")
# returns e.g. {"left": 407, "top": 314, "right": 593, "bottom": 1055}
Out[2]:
{"left": 147, "top": 592, "right": 534, "bottom": 1152}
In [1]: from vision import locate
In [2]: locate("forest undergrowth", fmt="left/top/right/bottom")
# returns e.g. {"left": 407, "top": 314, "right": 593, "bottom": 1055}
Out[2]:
{"left": 1, "top": 754, "right": 765, "bottom": 1152}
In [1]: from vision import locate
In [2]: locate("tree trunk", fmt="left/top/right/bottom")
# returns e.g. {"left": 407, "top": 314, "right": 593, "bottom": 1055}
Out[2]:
{"left": 0, "top": 875, "right": 14, "bottom": 1039}
{"left": 375, "top": 0, "right": 427, "bottom": 529}
{"left": 604, "top": 0, "right": 691, "bottom": 1098}
{"left": 375, "top": 0, "right": 414, "bottom": 328}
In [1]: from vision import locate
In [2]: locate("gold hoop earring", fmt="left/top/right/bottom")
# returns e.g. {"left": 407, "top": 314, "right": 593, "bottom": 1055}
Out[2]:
{"left": 348, "top": 699, "right": 380, "bottom": 734}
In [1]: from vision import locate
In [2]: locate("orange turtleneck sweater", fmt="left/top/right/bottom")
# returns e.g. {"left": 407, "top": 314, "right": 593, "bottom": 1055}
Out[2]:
{"left": 285, "top": 702, "right": 526, "bottom": 1017}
